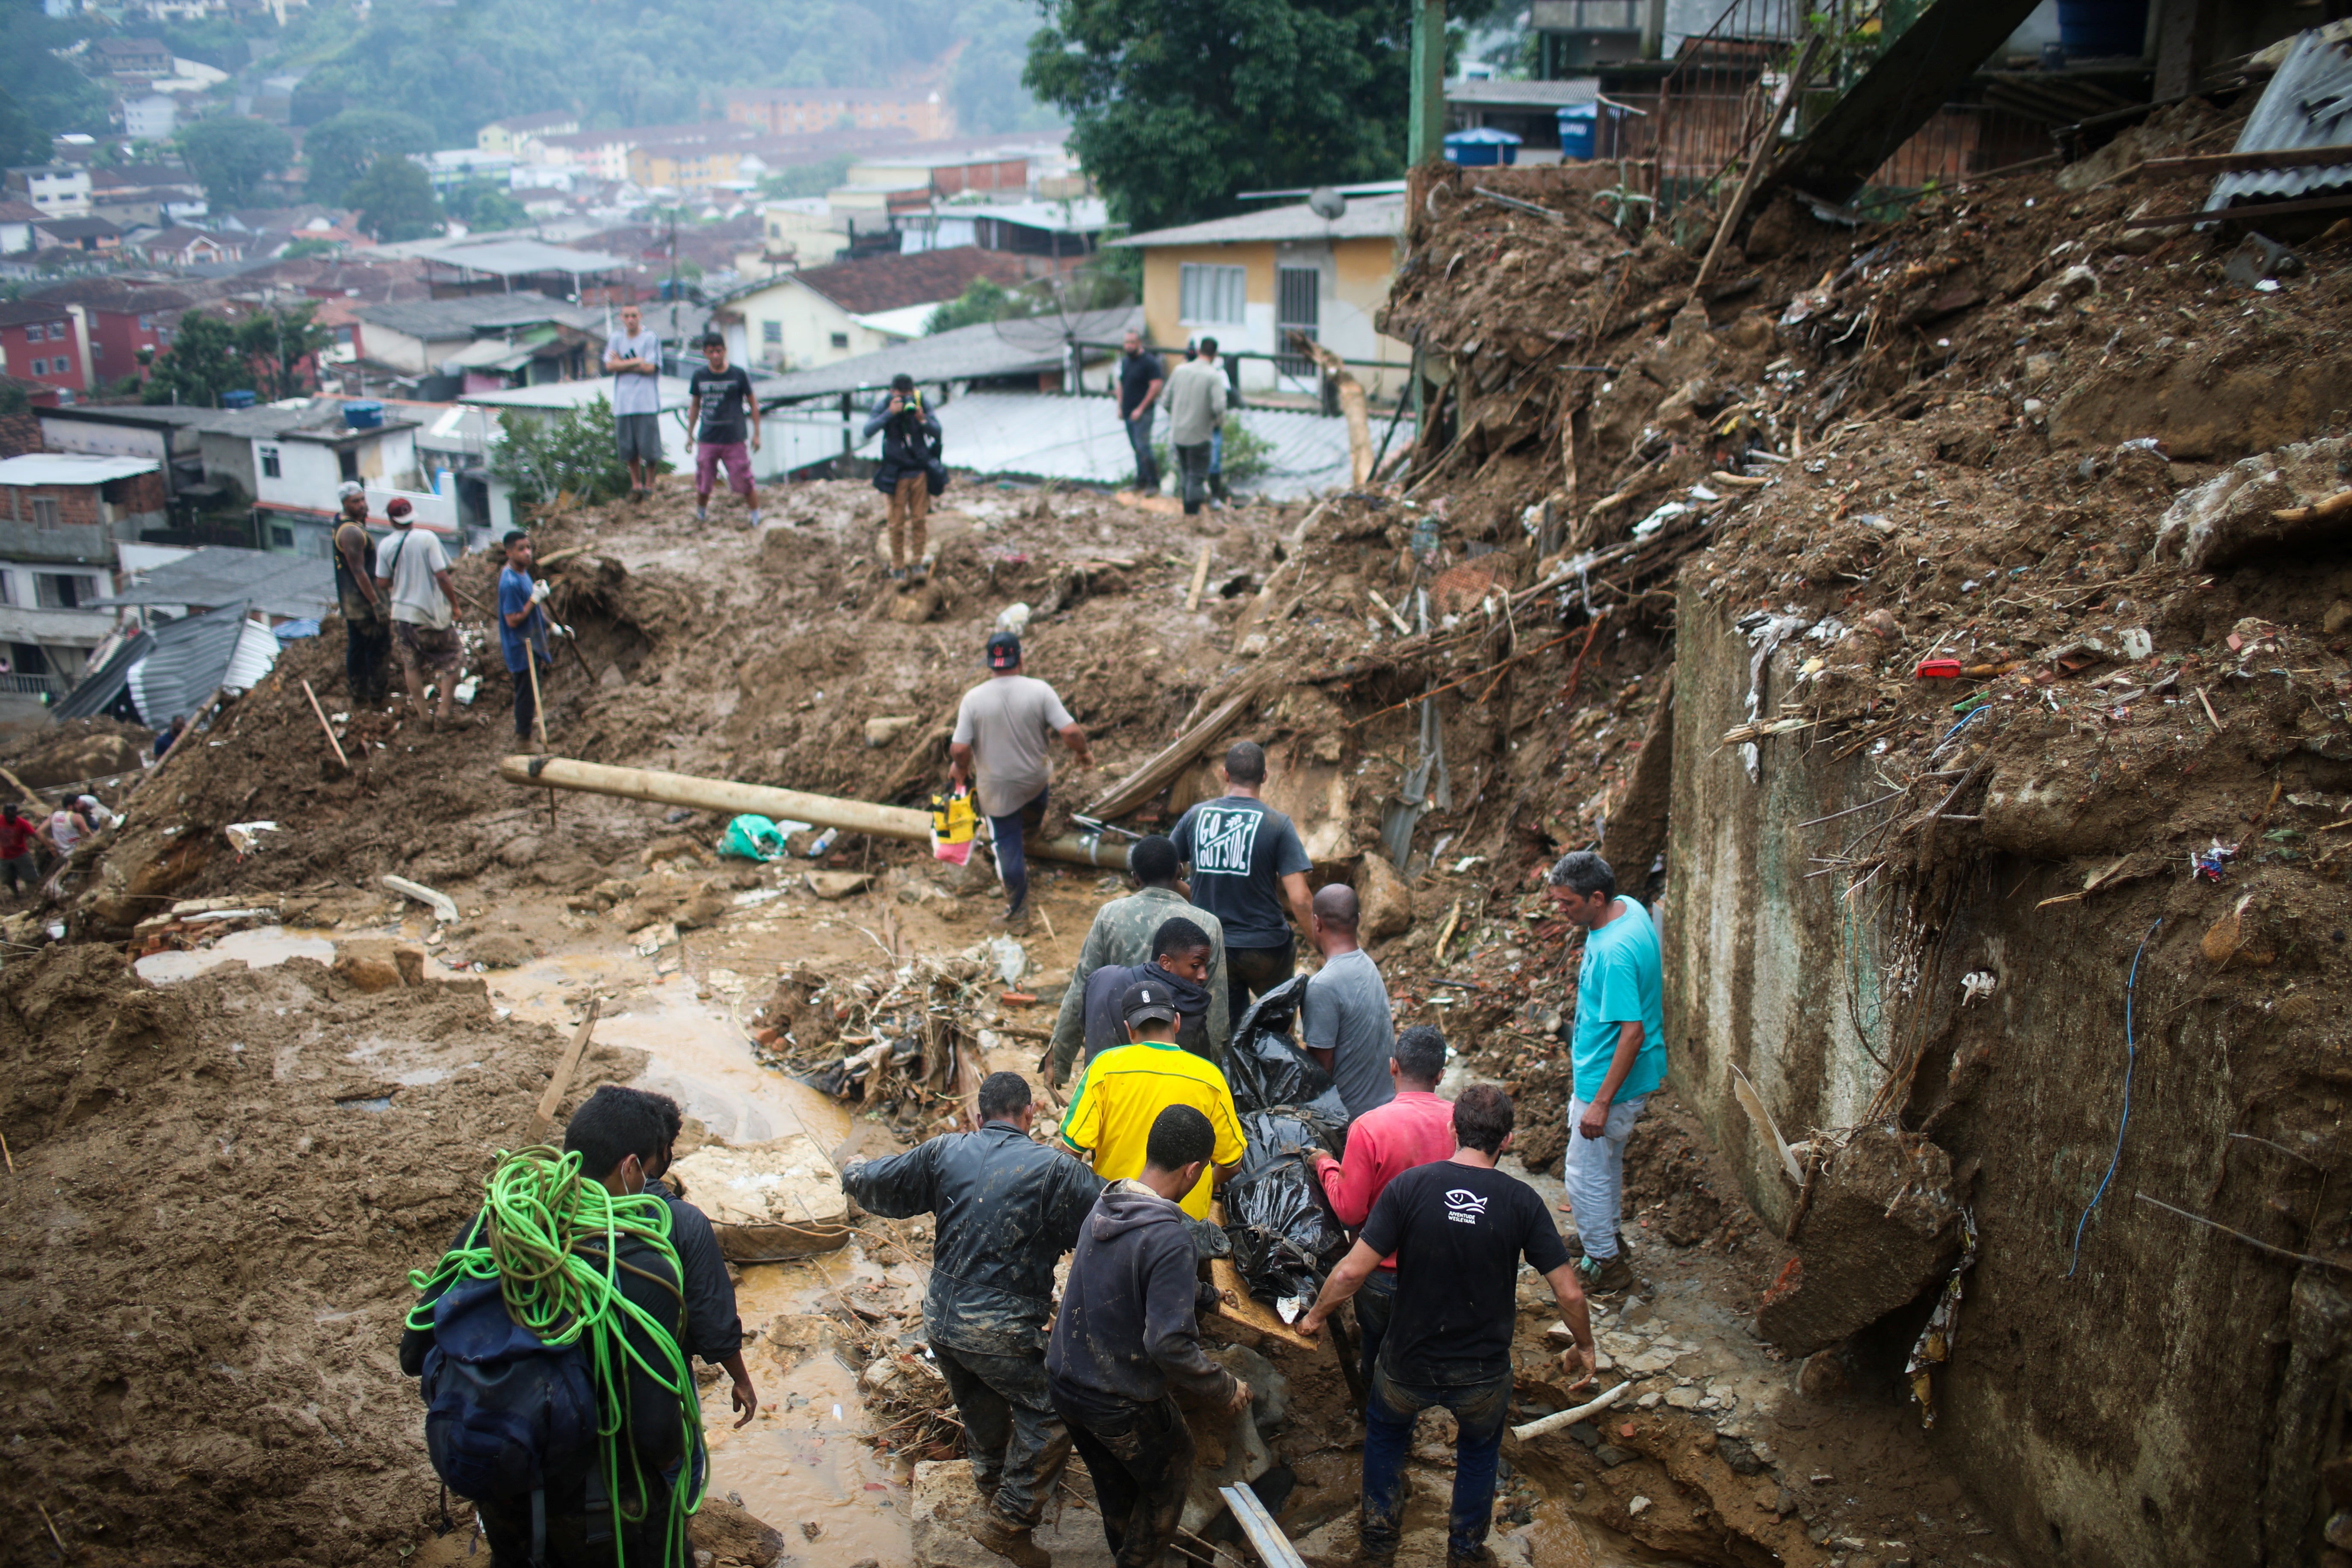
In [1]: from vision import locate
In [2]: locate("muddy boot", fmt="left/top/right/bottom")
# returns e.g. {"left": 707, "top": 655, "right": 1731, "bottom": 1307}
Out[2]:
{"left": 995, "top": 902, "right": 1033, "bottom": 934}
{"left": 969, "top": 1511, "right": 1051, "bottom": 1568}
{"left": 1577, "top": 1253, "right": 1636, "bottom": 1295}
{"left": 1446, "top": 1547, "right": 1497, "bottom": 1568}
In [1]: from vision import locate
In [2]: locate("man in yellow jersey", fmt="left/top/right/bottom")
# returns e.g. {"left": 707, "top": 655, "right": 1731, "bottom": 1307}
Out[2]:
{"left": 1059, "top": 978, "right": 1246, "bottom": 1218}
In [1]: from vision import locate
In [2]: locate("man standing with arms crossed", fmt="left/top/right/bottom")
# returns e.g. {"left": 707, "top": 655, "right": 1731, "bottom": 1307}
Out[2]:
{"left": 330, "top": 480, "right": 389, "bottom": 707}
{"left": 372, "top": 497, "right": 463, "bottom": 732}
{"left": 1163, "top": 336, "right": 1227, "bottom": 517}
{"left": 1116, "top": 328, "right": 1163, "bottom": 495}
{"left": 687, "top": 333, "right": 760, "bottom": 528}
{"left": 1301, "top": 1085, "right": 1597, "bottom": 1568}
{"left": 845, "top": 1072, "right": 1104, "bottom": 1568}
{"left": 1545, "top": 849, "right": 1666, "bottom": 1295}
{"left": 951, "top": 629, "right": 1091, "bottom": 932}
{"left": 1170, "top": 740, "right": 1314, "bottom": 1022}
{"left": 604, "top": 302, "right": 663, "bottom": 502}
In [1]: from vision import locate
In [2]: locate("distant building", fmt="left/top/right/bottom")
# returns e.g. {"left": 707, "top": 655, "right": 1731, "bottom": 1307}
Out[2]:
{"left": 1111, "top": 193, "right": 1410, "bottom": 400}
{"left": 133, "top": 226, "right": 239, "bottom": 266}
{"left": 713, "top": 245, "right": 1029, "bottom": 371}
{"left": 625, "top": 139, "right": 747, "bottom": 195}
{"left": 476, "top": 111, "right": 579, "bottom": 158}
{"left": 758, "top": 198, "right": 851, "bottom": 271}
{"left": 0, "top": 201, "right": 40, "bottom": 256}
{"left": 122, "top": 93, "right": 178, "bottom": 141}
{"left": 20, "top": 279, "right": 211, "bottom": 390}
{"left": 93, "top": 37, "right": 175, "bottom": 81}
{"left": 0, "top": 452, "right": 169, "bottom": 688}
{"left": 6, "top": 165, "right": 93, "bottom": 220}
{"left": 32, "top": 216, "right": 124, "bottom": 254}
{"left": 348, "top": 291, "right": 604, "bottom": 384}
{"left": 0, "top": 300, "right": 92, "bottom": 393}
{"left": 87, "top": 164, "right": 207, "bottom": 229}
{"left": 726, "top": 87, "right": 953, "bottom": 142}
{"left": 192, "top": 398, "right": 442, "bottom": 556}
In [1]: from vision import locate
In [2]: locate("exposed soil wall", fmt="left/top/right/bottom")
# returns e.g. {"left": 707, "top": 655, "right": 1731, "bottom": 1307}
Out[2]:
{"left": 1665, "top": 586, "right": 2349, "bottom": 1568}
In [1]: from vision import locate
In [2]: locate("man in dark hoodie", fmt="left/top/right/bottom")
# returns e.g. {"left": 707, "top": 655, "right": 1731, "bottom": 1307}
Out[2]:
{"left": 1049, "top": 1103, "right": 1251, "bottom": 1568}
{"left": 1073, "top": 914, "right": 1221, "bottom": 1068}
{"left": 845, "top": 1072, "right": 1104, "bottom": 1568}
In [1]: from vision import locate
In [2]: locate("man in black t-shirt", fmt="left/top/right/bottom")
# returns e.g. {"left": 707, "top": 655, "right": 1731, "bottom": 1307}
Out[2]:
{"left": 1116, "top": 328, "right": 1164, "bottom": 493}
{"left": 1300, "top": 1085, "right": 1597, "bottom": 1568}
{"left": 686, "top": 333, "right": 760, "bottom": 529}
{"left": 1168, "top": 740, "right": 1315, "bottom": 1023}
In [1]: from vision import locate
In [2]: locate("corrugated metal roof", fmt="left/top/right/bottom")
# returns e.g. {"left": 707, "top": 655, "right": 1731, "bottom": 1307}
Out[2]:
{"left": 1114, "top": 197, "right": 1406, "bottom": 249}
{"left": 2210, "top": 29, "right": 2352, "bottom": 209}
{"left": 95, "top": 546, "right": 335, "bottom": 619}
{"left": 125, "top": 602, "right": 267, "bottom": 726}
{"left": 763, "top": 307, "right": 1141, "bottom": 400}
{"left": 55, "top": 599, "right": 255, "bottom": 724}
{"left": 0, "top": 452, "right": 160, "bottom": 485}
{"left": 925, "top": 391, "right": 1409, "bottom": 500}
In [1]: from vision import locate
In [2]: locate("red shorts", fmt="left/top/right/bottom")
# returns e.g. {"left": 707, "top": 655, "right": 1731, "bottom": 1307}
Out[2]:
{"left": 695, "top": 441, "right": 754, "bottom": 498}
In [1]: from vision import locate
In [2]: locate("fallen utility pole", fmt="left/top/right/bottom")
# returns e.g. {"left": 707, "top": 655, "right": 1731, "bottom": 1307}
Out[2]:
{"left": 497, "top": 756, "right": 1132, "bottom": 871}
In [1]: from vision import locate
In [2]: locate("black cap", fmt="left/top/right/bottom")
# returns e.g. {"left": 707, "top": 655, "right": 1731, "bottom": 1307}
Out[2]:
{"left": 1120, "top": 978, "right": 1179, "bottom": 1029}
{"left": 986, "top": 630, "right": 1021, "bottom": 670}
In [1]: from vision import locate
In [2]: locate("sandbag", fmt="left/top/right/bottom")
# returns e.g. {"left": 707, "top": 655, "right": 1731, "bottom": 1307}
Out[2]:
{"left": 1226, "top": 976, "right": 1349, "bottom": 1125}
{"left": 1222, "top": 1108, "right": 1350, "bottom": 1308}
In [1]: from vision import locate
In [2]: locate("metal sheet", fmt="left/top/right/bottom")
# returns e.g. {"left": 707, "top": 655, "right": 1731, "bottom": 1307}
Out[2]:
{"left": 2210, "top": 30, "right": 2352, "bottom": 210}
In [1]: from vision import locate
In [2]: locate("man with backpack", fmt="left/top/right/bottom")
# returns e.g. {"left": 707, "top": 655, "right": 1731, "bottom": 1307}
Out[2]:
{"left": 400, "top": 1087, "right": 711, "bottom": 1566}
{"left": 842, "top": 1072, "right": 1104, "bottom": 1568}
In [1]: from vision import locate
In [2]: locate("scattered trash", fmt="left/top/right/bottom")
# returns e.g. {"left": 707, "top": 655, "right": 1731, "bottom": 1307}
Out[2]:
{"left": 1960, "top": 971, "right": 1997, "bottom": 1006}
{"left": 988, "top": 935, "right": 1027, "bottom": 987}
{"left": 382, "top": 874, "right": 459, "bottom": 923}
{"left": 1914, "top": 658, "right": 1962, "bottom": 679}
{"left": 718, "top": 814, "right": 801, "bottom": 862}
{"left": 224, "top": 821, "right": 279, "bottom": 858}
{"left": 1906, "top": 1209, "right": 1980, "bottom": 1428}
{"left": 804, "top": 827, "right": 839, "bottom": 859}
{"left": 2191, "top": 840, "right": 2236, "bottom": 883}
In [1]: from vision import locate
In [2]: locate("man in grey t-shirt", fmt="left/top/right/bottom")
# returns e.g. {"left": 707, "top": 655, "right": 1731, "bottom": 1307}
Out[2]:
{"left": 605, "top": 302, "right": 662, "bottom": 502}
{"left": 1302, "top": 883, "right": 1396, "bottom": 1119}
{"left": 950, "top": 630, "right": 1093, "bottom": 931}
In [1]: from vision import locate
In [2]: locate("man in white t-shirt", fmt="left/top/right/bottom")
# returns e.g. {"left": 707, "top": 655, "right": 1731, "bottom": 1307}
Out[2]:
{"left": 950, "top": 631, "right": 1092, "bottom": 932}
{"left": 605, "top": 302, "right": 662, "bottom": 502}
{"left": 372, "top": 497, "right": 464, "bottom": 731}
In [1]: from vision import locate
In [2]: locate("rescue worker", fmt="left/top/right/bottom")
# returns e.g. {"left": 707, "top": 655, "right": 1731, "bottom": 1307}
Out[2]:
{"left": 1047, "top": 834, "right": 1229, "bottom": 1087}
{"left": 330, "top": 480, "right": 390, "bottom": 707}
{"left": 842, "top": 1072, "right": 1104, "bottom": 1568}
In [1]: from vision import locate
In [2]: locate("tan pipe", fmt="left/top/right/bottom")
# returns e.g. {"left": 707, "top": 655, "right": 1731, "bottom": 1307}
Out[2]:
{"left": 497, "top": 756, "right": 1131, "bottom": 872}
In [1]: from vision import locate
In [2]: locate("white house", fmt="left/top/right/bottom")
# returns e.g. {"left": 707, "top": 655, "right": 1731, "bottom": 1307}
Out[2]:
{"left": 192, "top": 399, "right": 441, "bottom": 558}
{"left": 712, "top": 244, "right": 1029, "bottom": 372}
{"left": 122, "top": 94, "right": 177, "bottom": 140}
{"left": 6, "top": 164, "right": 92, "bottom": 220}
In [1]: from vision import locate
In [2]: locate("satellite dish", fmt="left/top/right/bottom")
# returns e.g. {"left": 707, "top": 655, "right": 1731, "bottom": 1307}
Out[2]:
{"left": 1307, "top": 186, "right": 1347, "bottom": 221}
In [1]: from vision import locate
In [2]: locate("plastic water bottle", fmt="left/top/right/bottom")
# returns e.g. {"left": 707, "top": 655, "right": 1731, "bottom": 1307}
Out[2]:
{"left": 805, "top": 827, "right": 838, "bottom": 858}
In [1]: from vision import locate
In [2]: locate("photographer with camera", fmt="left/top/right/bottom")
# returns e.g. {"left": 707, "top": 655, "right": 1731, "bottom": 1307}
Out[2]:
{"left": 863, "top": 372, "right": 944, "bottom": 583}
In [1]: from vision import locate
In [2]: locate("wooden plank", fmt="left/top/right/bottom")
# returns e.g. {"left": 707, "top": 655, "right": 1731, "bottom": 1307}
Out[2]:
{"left": 1083, "top": 680, "right": 1263, "bottom": 820}
{"left": 529, "top": 998, "right": 602, "bottom": 1140}
{"left": 1219, "top": 1484, "right": 1309, "bottom": 1568}
{"left": 1691, "top": 33, "right": 1823, "bottom": 304}
{"left": 1185, "top": 542, "right": 1214, "bottom": 612}
{"left": 1205, "top": 1198, "right": 1322, "bottom": 1353}
{"left": 2141, "top": 145, "right": 2352, "bottom": 178}
{"left": 2123, "top": 191, "right": 2352, "bottom": 230}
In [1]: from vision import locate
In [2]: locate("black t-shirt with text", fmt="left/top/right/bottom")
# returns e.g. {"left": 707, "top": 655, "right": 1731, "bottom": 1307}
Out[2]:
{"left": 690, "top": 363, "right": 755, "bottom": 444}
{"left": 1357, "top": 1159, "right": 1572, "bottom": 1387}
{"left": 1168, "top": 795, "right": 1313, "bottom": 948}
{"left": 1118, "top": 351, "right": 1164, "bottom": 418}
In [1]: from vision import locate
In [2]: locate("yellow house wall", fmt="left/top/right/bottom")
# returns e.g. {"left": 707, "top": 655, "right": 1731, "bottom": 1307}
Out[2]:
{"left": 1138, "top": 233, "right": 1407, "bottom": 399}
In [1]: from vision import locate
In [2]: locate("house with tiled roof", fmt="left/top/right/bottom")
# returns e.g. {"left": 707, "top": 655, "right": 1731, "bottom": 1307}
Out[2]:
{"left": 711, "top": 245, "right": 1030, "bottom": 371}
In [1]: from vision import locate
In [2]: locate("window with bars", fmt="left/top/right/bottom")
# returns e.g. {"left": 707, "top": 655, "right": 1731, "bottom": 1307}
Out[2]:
{"left": 29, "top": 498, "right": 58, "bottom": 529}
{"left": 260, "top": 446, "right": 281, "bottom": 479}
{"left": 1178, "top": 263, "right": 1247, "bottom": 326}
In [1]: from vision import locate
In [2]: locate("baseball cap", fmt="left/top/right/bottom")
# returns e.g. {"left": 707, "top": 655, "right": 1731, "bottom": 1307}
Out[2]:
{"left": 336, "top": 481, "right": 364, "bottom": 500}
{"left": 1120, "top": 978, "right": 1179, "bottom": 1029}
{"left": 385, "top": 497, "right": 413, "bottom": 521}
{"left": 985, "top": 631, "right": 1021, "bottom": 670}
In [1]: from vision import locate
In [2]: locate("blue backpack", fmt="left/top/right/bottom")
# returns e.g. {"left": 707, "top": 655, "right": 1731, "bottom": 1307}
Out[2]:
{"left": 419, "top": 1277, "right": 600, "bottom": 1556}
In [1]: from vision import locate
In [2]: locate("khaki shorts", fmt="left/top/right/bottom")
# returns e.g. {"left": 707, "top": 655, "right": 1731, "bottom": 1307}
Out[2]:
{"left": 393, "top": 620, "right": 462, "bottom": 677}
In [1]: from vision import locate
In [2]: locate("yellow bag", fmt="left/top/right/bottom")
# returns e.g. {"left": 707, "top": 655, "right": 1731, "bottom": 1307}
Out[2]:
{"left": 931, "top": 785, "right": 976, "bottom": 865}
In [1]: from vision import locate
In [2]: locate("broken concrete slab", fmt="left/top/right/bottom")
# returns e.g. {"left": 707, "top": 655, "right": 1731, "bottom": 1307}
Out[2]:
{"left": 667, "top": 1134, "right": 850, "bottom": 1261}
{"left": 1757, "top": 1127, "right": 1962, "bottom": 1357}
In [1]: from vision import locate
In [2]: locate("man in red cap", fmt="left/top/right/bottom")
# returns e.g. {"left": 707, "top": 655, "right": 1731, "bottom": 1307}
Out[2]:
{"left": 949, "top": 630, "right": 1091, "bottom": 931}
{"left": 372, "top": 497, "right": 464, "bottom": 731}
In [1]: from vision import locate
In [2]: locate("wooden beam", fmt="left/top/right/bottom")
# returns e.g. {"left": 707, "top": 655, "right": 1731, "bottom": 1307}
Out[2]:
{"left": 1082, "top": 679, "right": 1264, "bottom": 821}
{"left": 1770, "top": 0, "right": 2046, "bottom": 205}
{"left": 2122, "top": 192, "right": 2352, "bottom": 230}
{"left": 529, "top": 998, "right": 602, "bottom": 1140}
{"left": 2140, "top": 145, "right": 2352, "bottom": 178}
{"left": 1691, "top": 33, "right": 1823, "bottom": 305}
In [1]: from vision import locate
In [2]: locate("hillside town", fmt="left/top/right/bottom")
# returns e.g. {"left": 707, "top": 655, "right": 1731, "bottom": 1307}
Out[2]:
{"left": 1, "top": 3, "right": 2348, "bottom": 1568}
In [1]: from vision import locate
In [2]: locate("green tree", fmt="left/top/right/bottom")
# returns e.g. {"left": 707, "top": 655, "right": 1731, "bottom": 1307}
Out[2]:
{"left": 490, "top": 396, "right": 630, "bottom": 508}
{"left": 235, "top": 302, "right": 334, "bottom": 402}
{"left": 176, "top": 117, "right": 294, "bottom": 208}
{"left": 0, "top": 9, "right": 109, "bottom": 157}
{"left": 302, "top": 107, "right": 435, "bottom": 204}
{"left": 1025, "top": 0, "right": 1498, "bottom": 232}
{"left": 142, "top": 310, "right": 248, "bottom": 408}
{"left": 281, "top": 237, "right": 343, "bottom": 260}
{"left": 444, "top": 177, "right": 529, "bottom": 232}
{"left": 927, "top": 277, "right": 1029, "bottom": 334}
{"left": 349, "top": 154, "right": 442, "bottom": 243}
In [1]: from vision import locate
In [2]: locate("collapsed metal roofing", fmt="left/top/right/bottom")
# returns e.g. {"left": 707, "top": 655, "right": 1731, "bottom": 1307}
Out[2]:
{"left": 95, "top": 546, "right": 336, "bottom": 620}
{"left": 762, "top": 306, "right": 1141, "bottom": 400}
{"left": 2208, "top": 29, "right": 2352, "bottom": 211}
{"left": 54, "top": 600, "right": 275, "bottom": 726}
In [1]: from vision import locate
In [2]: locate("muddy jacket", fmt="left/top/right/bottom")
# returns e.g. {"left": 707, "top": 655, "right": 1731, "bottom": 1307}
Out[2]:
{"left": 843, "top": 1120, "right": 1103, "bottom": 1356}
{"left": 1047, "top": 1179, "right": 1237, "bottom": 1411}
{"left": 1050, "top": 887, "right": 1229, "bottom": 1080}
{"left": 646, "top": 1177, "right": 744, "bottom": 1363}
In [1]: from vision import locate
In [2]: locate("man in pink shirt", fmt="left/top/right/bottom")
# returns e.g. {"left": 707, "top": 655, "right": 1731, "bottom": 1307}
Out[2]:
{"left": 1309, "top": 1024, "right": 1456, "bottom": 1385}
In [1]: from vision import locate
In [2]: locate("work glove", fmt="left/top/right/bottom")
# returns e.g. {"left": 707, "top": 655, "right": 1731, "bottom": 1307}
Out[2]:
{"left": 529, "top": 578, "right": 552, "bottom": 604}
{"left": 552, "top": 623, "right": 573, "bottom": 639}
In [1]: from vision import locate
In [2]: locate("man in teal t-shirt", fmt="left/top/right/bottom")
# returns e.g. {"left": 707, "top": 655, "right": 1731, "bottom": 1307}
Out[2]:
{"left": 1547, "top": 850, "right": 1665, "bottom": 1295}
